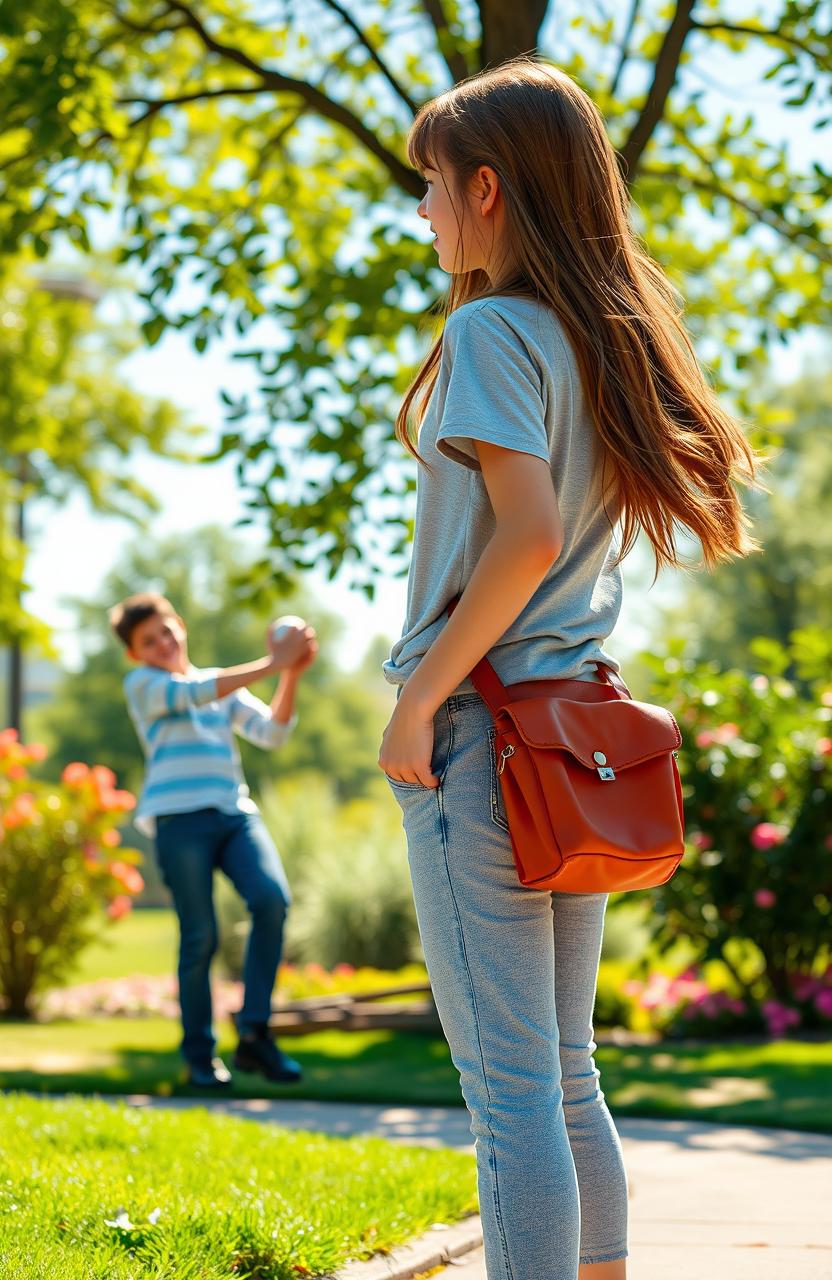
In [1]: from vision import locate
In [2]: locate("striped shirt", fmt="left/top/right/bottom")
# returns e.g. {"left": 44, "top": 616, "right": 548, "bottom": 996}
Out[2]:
{"left": 124, "top": 663, "right": 298, "bottom": 838}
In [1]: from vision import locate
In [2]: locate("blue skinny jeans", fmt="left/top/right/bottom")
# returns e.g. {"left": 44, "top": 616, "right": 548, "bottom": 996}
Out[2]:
{"left": 153, "top": 807, "right": 291, "bottom": 1066}
{"left": 386, "top": 689, "right": 629, "bottom": 1279}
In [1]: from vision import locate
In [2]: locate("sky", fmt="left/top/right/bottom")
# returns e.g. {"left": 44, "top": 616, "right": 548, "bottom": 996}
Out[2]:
{"left": 18, "top": 2, "right": 829, "bottom": 676}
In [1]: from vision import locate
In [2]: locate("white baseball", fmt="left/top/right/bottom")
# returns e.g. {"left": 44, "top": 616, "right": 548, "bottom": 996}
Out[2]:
{"left": 269, "top": 614, "right": 307, "bottom": 644}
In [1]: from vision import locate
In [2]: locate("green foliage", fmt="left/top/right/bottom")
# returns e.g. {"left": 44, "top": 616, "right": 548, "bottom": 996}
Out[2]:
{"left": 0, "top": 735, "right": 143, "bottom": 1018}
{"left": 0, "top": 256, "right": 197, "bottom": 644}
{"left": 660, "top": 363, "right": 832, "bottom": 668}
{"left": 218, "top": 772, "right": 421, "bottom": 973}
{"left": 638, "top": 626, "right": 832, "bottom": 1003}
{"left": 0, "top": 4, "right": 828, "bottom": 593}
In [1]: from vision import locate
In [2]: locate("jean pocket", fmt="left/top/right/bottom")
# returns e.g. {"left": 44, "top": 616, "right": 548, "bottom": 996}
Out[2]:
{"left": 384, "top": 774, "right": 429, "bottom": 791}
{"left": 487, "top": 725, "right": 510, "bottom": 832}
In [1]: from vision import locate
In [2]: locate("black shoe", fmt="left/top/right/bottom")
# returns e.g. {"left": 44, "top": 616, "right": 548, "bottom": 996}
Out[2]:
{"left": 233, "top": 1025, "right": 303, "bottom": 1084}
{"left": 186, "top": 1056, "right": 233, "bottom": 1088}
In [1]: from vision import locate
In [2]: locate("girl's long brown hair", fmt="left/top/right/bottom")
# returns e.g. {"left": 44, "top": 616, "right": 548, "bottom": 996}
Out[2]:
{"left": 396, "top": 55, "right": 763, "bottom": 573}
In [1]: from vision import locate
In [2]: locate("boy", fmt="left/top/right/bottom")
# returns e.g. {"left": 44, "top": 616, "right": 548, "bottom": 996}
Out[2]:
{"left": 110, "top": 592, "right": 317, "bottom": 1089}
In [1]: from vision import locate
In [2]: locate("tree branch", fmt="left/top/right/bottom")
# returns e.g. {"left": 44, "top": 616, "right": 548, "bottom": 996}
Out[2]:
{"left": 419, "top": 0, "right": 473, "bottom": 83}
{"left": 618, "top": 0, "right": 696, "bottom": 182}
{"left": 690, "top": 19, "right": 829, "bottom": 65}
{"left": 119, "top": 85, "right": 268, "bottom": 128}
{"left": 639, "top": 164, "right": 832, "bottom": 264}
{"left": 609, "top": 0, "right": 641, "bottom": 101}
{"left": 161, "top": 0, "right": 422, "bottom": 195}
{"left": 316, "top": 0, "right": 421, "bottom": 116}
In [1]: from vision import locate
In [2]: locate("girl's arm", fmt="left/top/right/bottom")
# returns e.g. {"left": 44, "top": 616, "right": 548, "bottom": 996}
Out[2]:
{"left": 381, "top": 443, "right": 562, "bottom": 785}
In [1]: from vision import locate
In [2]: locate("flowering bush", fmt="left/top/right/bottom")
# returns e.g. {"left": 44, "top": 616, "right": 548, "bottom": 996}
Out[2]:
{"left": 623, "top": 961, "right": 832, "bottom": 1039}
{"left": 0, "top": 730, "right": 144, "bottom": 1018}
{"left": 637, "top": 626, "right": 832, "bottom": 1011}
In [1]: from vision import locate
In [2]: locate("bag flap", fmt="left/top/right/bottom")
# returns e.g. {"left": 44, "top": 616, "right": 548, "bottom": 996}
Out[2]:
{"left": 502, "top": 696, "right": 681, "bottom": 770}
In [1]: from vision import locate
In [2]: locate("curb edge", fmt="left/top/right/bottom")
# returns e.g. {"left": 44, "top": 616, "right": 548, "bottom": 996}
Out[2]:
{"left": 332, "top": 1214, "right": 483, "bottom": 1280}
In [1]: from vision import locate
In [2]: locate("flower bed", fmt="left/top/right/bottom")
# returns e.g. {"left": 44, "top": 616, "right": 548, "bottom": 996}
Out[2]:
{"left": 37, "top": 963, "right": 431, "bottom": 1022}
{"left": 624, "top": 962, "right": 832, "bottom": 1039}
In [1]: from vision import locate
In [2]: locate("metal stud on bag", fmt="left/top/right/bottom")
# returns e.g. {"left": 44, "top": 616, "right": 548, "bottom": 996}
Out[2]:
{"left": 593, "top": 749, "right": 616, "bottom": 781}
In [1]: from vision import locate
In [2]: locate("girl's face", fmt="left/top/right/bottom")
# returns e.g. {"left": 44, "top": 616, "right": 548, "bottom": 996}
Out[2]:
{"left": 416, "top": 158, "right": 506, "bottom": 279}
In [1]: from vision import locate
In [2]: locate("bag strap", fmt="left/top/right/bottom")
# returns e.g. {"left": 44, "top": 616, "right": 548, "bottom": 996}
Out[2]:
{"left": 446, "top": 594, "right": 632, "bottom": 713}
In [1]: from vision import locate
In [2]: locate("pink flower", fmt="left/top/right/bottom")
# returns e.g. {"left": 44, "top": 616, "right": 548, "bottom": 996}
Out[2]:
{"left": 107, "top": 895, "right": 132, "bottom": 921}
{"left": 750, "top": 822, "right": 788, "bottom": 850}
{"left": 690, "top": 832, "right": 712, "bottom": 851}
{"left": 25, "top": 742, "right": 48, "bottom": 763}
{"left": 761, "top": 999, "right": 800, "bottom": 1037}
{"left": 814, "top": 989, "right": 832, "bottom": 1019}
{"left": 753, "top": 888, "right": 777, "bottom": 908}
{"left": 817, "top": 738, "right": 832, "bottom": 757}
{"left": 714, "top": 722, "right": 739, "bottom": 742}
{"left": 695, "top": 730, "right": 715, "bottom": 748}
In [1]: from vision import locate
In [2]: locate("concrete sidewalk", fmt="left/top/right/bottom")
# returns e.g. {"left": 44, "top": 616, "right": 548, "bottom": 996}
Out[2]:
{"left": 111, "top": 1095, "right": 831, "bottom": 1278}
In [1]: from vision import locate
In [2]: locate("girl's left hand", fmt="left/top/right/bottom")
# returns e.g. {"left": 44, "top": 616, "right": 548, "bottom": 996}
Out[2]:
{"left": 379, "top": 700, "right": 439, "bottom": 788}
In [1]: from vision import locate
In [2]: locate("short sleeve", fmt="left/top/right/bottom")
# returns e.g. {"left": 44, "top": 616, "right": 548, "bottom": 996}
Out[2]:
{"left": 434, "top": 304, "right": 548, "bottom": 472}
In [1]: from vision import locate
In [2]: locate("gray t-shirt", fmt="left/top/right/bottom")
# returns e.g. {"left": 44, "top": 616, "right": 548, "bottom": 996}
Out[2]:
{"left": 382, "top": 294, "right": 623, "bottom": 695}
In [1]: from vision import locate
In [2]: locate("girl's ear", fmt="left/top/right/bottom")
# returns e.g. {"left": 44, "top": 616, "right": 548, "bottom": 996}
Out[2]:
{"left": 475, "top": 166, "right": 501, "bottom": 217}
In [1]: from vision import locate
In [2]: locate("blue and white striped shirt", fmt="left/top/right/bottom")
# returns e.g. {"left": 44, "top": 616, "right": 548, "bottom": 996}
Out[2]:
{"left": 124, "top": 664, "right": 298, "bottom": 838}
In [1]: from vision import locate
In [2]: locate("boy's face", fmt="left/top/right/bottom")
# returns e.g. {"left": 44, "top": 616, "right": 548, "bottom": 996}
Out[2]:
{"left": 127, "top": 611, "right": 188, "bottom": 673}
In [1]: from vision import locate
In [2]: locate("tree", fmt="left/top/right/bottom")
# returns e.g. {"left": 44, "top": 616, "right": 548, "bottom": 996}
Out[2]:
{"left": 657, "top": 360, "right": 832, "bottom": 672}
{"left": 1, "top": 2, "right": 829, "bottom": 594}
{"left": 0, "top": 256, "right": 196, "bottom": 646}
{"left": 31, "top": 524, "right": 395, "bottom": 801}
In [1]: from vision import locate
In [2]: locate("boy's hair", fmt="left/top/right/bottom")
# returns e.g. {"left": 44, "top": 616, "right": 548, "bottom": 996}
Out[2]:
{"left": 109, "top": 593, "right": 179, "bottom": 649}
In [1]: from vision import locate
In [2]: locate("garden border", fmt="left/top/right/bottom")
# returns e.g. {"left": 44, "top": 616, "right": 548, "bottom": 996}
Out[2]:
{"left": 333, "top": 1213, "right": 483, "bottom": 1279}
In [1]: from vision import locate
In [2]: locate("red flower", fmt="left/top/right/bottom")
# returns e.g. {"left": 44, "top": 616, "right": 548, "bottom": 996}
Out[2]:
{"left": 107, "top": 895, "right": 132, "bottom": 921}
{"left": 108, "top": 861, "right": 144, "bottom": 894}
{"left": 2, "top": 793, "right": 37, "bottom": 829}
{"left": 91, "top": 765, "right": 117, "bottom": 791}
{"left": 62, "top": 762, "right": 90, "bottom": 786}
{"left": 753, "top": 888, "right": 777, "bottom": 908}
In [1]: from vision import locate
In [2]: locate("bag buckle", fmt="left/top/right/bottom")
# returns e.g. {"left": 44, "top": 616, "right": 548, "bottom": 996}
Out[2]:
{"left": 593, "top": 750, "right": 615, "bottom": 781}
{"left": 497, "top": 744, "right": 516, "bottom": 776}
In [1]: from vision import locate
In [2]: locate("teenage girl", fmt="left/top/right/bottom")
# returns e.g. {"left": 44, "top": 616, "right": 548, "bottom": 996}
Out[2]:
{"left": 379, "top": 56, "right": 759, "bottom": 1280}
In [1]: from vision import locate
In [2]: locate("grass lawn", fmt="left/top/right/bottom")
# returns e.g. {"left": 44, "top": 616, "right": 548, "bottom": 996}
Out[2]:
{"left": 0, "top": 1092, "right": 478, "bottom": 1279}
{"left": 1, "top": 1015, "right": 830, "bottom": 1133}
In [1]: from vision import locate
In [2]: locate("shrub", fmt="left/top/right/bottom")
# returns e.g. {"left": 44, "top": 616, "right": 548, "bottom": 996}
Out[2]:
{"left": 0, "top": 730, "right": 143, "bottom": 1018}
{"left": 636, "top": 627, "right": 832, "bottom": 1006}
{"left": 216, "top": 773, "right": 422, "bottom": 976}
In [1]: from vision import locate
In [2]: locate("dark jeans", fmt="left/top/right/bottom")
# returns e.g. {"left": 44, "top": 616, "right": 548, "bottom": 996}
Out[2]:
{"left": 154, "top": 807, "right": 291, "bottom": 1066}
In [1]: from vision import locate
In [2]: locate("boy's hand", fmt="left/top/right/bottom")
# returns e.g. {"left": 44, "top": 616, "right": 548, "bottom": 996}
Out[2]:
{"left": 287, "top": 633, "right": 318, "bottom": 675}
{"left": 268, "top": 622, "right": 317, "bottom": 673}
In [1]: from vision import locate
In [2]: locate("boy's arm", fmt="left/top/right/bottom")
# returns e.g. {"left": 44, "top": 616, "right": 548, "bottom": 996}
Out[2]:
{"left": 230, "top": 683, "right": 299, "bottom": 750}
{"left": 125, "top": 631, "right": 311, "bottom": 722}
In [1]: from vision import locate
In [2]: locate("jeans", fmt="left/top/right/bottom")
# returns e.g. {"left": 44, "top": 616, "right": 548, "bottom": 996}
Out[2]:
{"left": 385, "top": 690, "right": 629, "bottom": 1279}
{"left": 154, "top": 807, "right": 291, "bottom": 1066}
